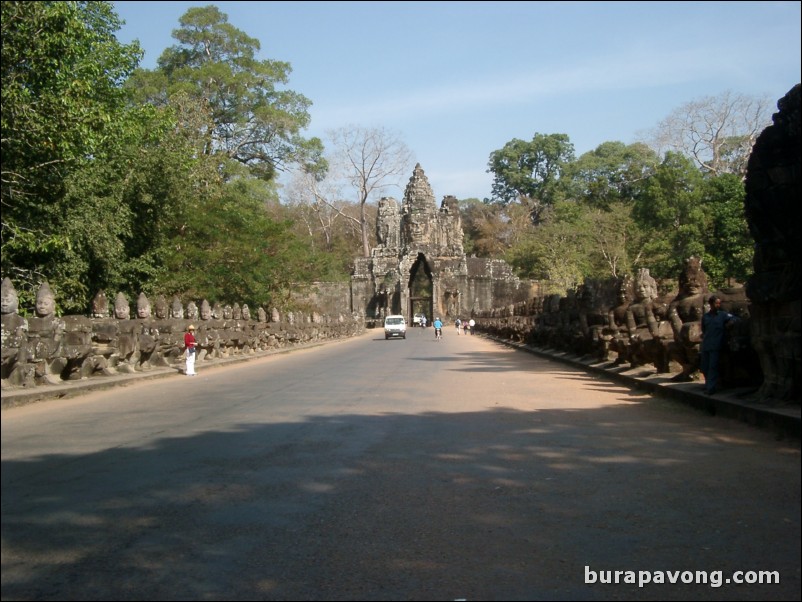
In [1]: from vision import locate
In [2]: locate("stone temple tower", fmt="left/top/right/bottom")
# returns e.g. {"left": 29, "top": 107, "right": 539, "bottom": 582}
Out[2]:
{"left": 351, "top": 164, "right": 533, "bottom": 322}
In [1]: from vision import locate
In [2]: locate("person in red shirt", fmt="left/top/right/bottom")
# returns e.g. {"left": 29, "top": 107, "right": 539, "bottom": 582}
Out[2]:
{"left": 184, "top": 324, "right": 197, "bottom": 376}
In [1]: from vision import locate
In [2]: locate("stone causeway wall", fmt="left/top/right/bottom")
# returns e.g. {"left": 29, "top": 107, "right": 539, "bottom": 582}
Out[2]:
{"left": 1, "top": 292, "right": 364, "bottom": 390}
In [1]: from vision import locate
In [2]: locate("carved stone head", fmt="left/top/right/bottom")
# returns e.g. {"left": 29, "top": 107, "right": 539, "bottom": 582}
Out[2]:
{"left": 114, "top": 292, "right": 130, "bottom": 320}
{"left": 137, "top": 293, "right": 152, "bottom": 319}
{"left": 678, "top": 256, "right": 708, "bottom": 297}
{"left": 223, "top": 304, "right": 233, "bottom": 320}
{"left": 170, "top": 296, "right": 184, "bottom": 319}
{"left": 200, "top": 300, "right": 212, "bottom": 320}
{"left": 1, "top": 277, "right": 19, "bottom": 315}
{"left": 634, "top": 269, "right": 657, "bottom": 302}
{"left": 232, "top": 303, "right": 242, "bottom": 320}
{"left": 257, "top": 307, "right": 267, "bottom": 323}
{"left": 241, "top": 304, "right": 250, "bottom": 321}
{"left": 186, "top": 301, "right": 199, "bottom": 320}
{"left": 271, "top": 307, "right": 280, "bottom": 322}
{"left": 153, "top": 295, "right": 169, "bottom": 319}
{"left": 35, "top": 281, "right": 56, "bottom": 318}
{"left": 91, "top": 290, "right": 109, "bottom": 318}
{"left": 212, "top": 303, "right": 223, "bottom": 320}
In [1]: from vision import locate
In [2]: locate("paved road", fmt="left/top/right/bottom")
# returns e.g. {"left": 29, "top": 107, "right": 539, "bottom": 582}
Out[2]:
{"left": 2, "top": 328, "right": 800, "bottom": 601}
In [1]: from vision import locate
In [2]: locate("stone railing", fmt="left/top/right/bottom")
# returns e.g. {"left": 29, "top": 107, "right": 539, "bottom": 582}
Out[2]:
{"left": 472, "top": 268, "right": 767, "bottom": 395}
{"left": 2, "top": 299, "right": 364, "bottom": 389}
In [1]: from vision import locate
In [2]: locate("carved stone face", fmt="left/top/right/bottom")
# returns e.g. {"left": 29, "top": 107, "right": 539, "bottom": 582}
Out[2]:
{"left": 1, "top": 278, "right": 19, "bottom": 315}
{"left": 223, "top": 305, "right": 233, "bottom": 319}
{"left": 200, "top": 301, "right": 212, "bottom": 320}
{"left": 114, "top": 293, "right": 130, "bottom": 320}
{"left": 35, "top": 284, "right": 56, "bottom": 318}
{"left": 241, "top": 304, "right": 250, "bottom": 321}
{"left": 154, "top": 295, "right": 168, "bottom": 319}
{"left": 634, "top": 270, "right": 657, "bottom": 302}
{"left": 186, "top": 301, "right": 198, "bottom": 320}
{"left": 137, "top": 293, "right": 151, "bottom": 319}
{"left": 170, "top": 296, "right": 184, "bottom": 319}
{"left": 679, "top": 258, "right": 707, "bottom": 296}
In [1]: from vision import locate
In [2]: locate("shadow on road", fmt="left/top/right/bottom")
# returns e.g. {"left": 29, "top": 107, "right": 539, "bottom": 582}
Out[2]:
{"left": 3, "top": 398, "right": 800, "bottom": 601}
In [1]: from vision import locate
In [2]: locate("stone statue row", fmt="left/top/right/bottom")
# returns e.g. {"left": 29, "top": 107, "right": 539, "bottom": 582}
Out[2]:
{"left": 473, "top": 257, "right": 760, "bottom": 390}
{"left": 1, "top": 279, "right": 363, "bottom": 389}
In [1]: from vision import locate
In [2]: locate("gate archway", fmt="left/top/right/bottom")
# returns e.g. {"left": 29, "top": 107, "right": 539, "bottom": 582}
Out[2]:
{"left": 408, "top": 253, "right": 432, "bottom": 323}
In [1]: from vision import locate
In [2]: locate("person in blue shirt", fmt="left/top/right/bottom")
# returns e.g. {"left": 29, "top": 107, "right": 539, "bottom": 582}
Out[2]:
{"left": 700, "top": 295, "right": 737, "bottom": 395}
{"left": 433, "top": 317, "right": 443, "bottom": 340}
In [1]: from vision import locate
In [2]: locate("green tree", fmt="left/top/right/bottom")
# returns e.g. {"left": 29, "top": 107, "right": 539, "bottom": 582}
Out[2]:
{"left": 159, "top": 177, "right": 311, "bottom": 307}
{"left": 699, "top": 173, "right": 753, "bottom": 288}
{"left": 563, "top": 141, "right": 659, "bottom": 208}
{"left": 54, "top": 93, "right": 221, "bottom": 309}
{"left": 583, "top": 201, "right": 643, "bottom": 279}
{"left": 506, "top": 201, "right": 592, "bottom": 293}
{"left": 130, "top": 4, "right": 323, "bottom": 182}
{"left": 632, "top": 152, "right": 707, "bottom": 279}
{"left": 487, "top": 133, "right": 575, "bottom": 223}
{"left": 1, "top": 0, "right": 142, "bottom": 310}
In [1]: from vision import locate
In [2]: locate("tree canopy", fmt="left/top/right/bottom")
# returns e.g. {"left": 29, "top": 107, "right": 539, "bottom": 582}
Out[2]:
{"left": 129, "top": 4, "right": 324, "bottom": 182}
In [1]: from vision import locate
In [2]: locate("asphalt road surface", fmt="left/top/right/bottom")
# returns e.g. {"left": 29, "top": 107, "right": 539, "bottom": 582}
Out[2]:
{"left": 2, "top": 328, "right": 800, "bottom": 601}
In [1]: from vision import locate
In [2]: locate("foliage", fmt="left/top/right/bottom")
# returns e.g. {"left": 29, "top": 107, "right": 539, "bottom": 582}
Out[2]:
{"left": 506, "top": 202, "right": 591, "bottom": 293}
{"left": 631, "top": 152, "right": 708, "bottom": 279}
{"left": 699, "top": 173, "right": 753, "bottom": 288}
{"left": 130, "top": 4, "right": 324, "bottom": 183}
{"left": 1, "top": 0, "right": 143, "bottom": 312}
{"left": 562, "top": 141, "right": 659, "bottom": 208}
{"left": 487, "top": 133, "right": 575, "bottom": 223}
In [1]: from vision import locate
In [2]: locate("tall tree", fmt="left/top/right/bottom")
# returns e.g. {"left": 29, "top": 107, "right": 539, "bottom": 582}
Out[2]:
{"left": 632, "top": 152, "right": 707, "bottom": 279}
{"left": 645, "top": 90, "right": 773, "bottom": 178}
{"left": 487, "top": 133, "right": 575, "bottom": 224}
{"left": 1, "top": 0, "right": 142, "bottom": 310}
{"left": 129, "top": 4, "right": 323, "bottom": 182}
{"left": 321, "top": 126, "right": 413, "bottom": 258}
{"left": 699, "top": 173, "right": 753, "bottom": 288}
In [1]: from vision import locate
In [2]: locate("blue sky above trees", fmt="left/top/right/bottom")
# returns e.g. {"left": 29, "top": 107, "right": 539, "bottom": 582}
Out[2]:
{"left": 113, "top": 0, "right": 801, "bottom": 200}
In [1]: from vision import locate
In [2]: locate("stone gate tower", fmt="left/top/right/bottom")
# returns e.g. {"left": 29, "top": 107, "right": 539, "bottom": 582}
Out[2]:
{"left": 351, "top": 164, "right": 534, "bottom": 322}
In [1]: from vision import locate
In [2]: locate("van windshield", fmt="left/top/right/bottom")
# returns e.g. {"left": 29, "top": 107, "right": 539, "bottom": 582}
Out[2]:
{"left": 385, "top": 318, "right": 404, "bottom": 325}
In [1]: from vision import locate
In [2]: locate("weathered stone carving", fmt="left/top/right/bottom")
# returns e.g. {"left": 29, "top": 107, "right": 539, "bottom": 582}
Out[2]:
{"left": 1, "top": 278, "right": 31, "bottom": 387}
{"left": 186, "top": 301, "right": 199, "bottom": 321}
{"left": 153, "top": 295, "right": 169, "bottom": 320}
{"left": 170, "top": 296, "right": 184, "bottom": 319}
{"left": 136, "top": 293, "right": 151, "bottom": 319}
{"left": 352, "top": 163, "right": 532, "bottom": 323}
{"left": 114, "top": 292, "right": 130, "bottom": 320}
{"left": 665, "top": 257, "right": 708, "bottom": 381}
{"left": 91, "top": 290, "right": 110, "bottom": 318}
{"left": 744, "top": 83, "right": 801, "bottom": 404}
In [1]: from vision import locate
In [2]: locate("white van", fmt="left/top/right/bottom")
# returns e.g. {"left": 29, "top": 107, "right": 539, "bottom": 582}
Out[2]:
{"left": 384, "top": 315, "right": 406, "bottom": 340}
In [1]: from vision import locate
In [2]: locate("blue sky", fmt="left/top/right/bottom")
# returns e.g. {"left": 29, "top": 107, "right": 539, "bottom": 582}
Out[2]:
{"left": 113, "top": 1, "right": 801, "bottom": 201}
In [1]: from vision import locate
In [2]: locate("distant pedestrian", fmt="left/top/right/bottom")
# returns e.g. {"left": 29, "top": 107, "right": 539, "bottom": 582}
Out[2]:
{"left": 184, "top": 324, "right": 197, "bottom": 376}
{"left": 469, "top": 318, "right": 476, "bottom": 335}
{"left": 455, "top": 318, "right": 461, "bottom": 334}
{"left": 463, "top": 320, "right": 469, "bottom": 335}
{"left": 700, "top": 295, "right": 737, "bottom": 394}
